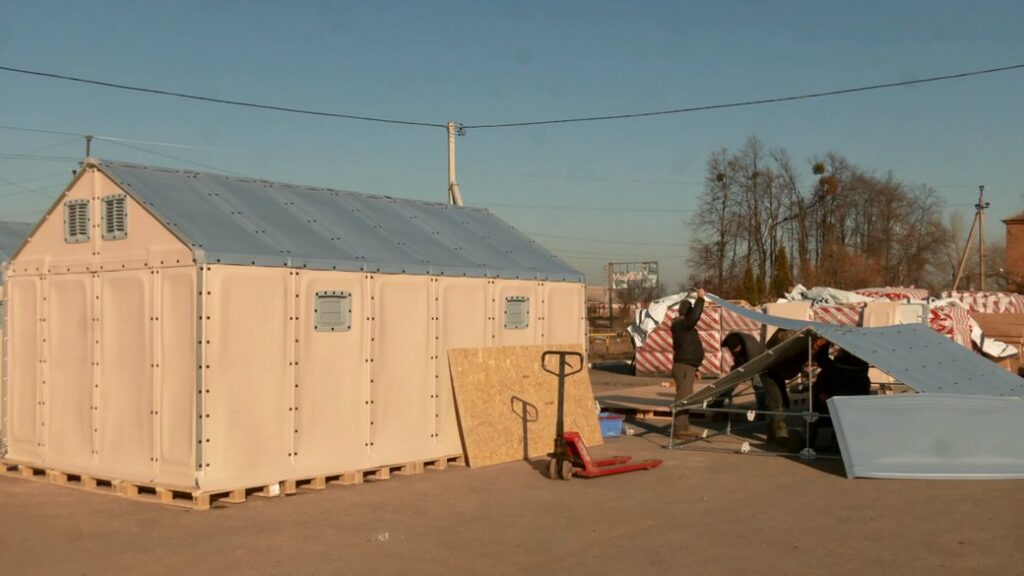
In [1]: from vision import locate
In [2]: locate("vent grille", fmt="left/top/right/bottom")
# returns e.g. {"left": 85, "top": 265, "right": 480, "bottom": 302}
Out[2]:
{"left": 314, "top": 291, "right": 352, "bottom": 332}
{"left": 504, "top": 296, "right": 530, "bottom": 329}
{"left": 64, "top": 199, "right": 90, "bottom": 244}
{"left": 102, "top": 194, "right": 128, "bottom": 240}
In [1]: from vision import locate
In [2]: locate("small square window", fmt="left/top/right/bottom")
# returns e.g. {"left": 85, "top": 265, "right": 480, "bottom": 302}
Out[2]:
{"left": 315, "top": 291, "right": 352, "bottom": 332}
{"left": 504, "top": 296, "right": 529, "bottom": 329}
{"left": 64, "top": 199, "right": 90, "bottom": 244}
{"left": 102, "top": 194, "right": 128, "bottom": 240}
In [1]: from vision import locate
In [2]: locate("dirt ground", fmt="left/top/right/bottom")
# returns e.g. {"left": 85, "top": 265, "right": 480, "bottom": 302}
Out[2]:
{"left": 1, "top": 370, "right": 1021, "bottom": 575}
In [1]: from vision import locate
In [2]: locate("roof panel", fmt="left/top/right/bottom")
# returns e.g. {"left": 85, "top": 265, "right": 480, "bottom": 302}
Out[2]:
{"left": 96, "top": 160, "right": 582, "bottom": 281}
{"left": 830, "top": 394, "right": 1024, "bottom": 479}
{"left": 706, "top": 296, "right": 1024, "bottom": 398}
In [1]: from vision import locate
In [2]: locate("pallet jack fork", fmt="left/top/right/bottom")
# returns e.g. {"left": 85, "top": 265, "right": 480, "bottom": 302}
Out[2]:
{"left": 542, "top": 351, "right": 663, "bottom": 480}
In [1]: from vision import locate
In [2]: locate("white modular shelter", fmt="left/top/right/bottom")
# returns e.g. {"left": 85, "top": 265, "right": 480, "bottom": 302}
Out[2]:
{"left": 1, "top": 159, "right": 586, "bottom": 496}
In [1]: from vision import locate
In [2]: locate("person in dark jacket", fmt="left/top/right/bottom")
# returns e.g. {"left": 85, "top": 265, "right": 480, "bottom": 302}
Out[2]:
{"left": 721, "top": 332, "right": 765, "bottom": 408}
{"left": 670, "top": 288, "right": 705, "bottom": 439}
{"left": 722, "top": 331, "right": 787, "bottom": 443}
{"left": 810, "top": 340, "right": 871, "bottom": 446}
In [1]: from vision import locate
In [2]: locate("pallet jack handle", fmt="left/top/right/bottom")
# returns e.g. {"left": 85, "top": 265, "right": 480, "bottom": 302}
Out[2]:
{"left": 541, "top": 350, "right": 662, "bottom": 480}
{"left": 541, "top": 351, "right": 584, "bottom": 445}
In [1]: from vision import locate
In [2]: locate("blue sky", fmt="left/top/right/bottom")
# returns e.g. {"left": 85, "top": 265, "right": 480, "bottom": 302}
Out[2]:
{"left": 1, "top": 1, "right": 1022, "bottom": 287}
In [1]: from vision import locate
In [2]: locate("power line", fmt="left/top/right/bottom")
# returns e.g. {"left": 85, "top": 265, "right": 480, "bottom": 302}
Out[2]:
{"left": 460, "top": 167, "right": 702, "bottom": 186}
{"left": 550, "top": 246, "right": 685, "bottom": 258}
{"left": 462, "top": 63, "right": 1024, "bottom": 128}
{"left": 2, "top": 63, "right": 1022, "bottom": 131}
{"left": 103, "top": 139, "right": 248, "bottom": 176}
{"left": 525, "top": 230, "right": 684, "bottom": 246}
{"left": 0, "top": 125, "right": 212, "bottom": 150}
{"left": 0, "top": 152, "right": 79, "bottom": 163}
{"left": 558, "top": 253, "right": 686, "bottom": 262}
{"left": 485, "top": 202, "right": 693, "bottom": 214}
{"left": 0, "top": 171, "right": 69, "bottom": 187}
{"left": 0, "top": 65, "right": 446, "bottom": 129}
{"left": 0, "top": 137, "right": 79, "bottom": 165}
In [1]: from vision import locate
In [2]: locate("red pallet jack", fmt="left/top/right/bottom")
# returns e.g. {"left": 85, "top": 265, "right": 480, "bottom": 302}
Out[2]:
{"left": 542, "top": 351, "right": 663, "bottom": 480}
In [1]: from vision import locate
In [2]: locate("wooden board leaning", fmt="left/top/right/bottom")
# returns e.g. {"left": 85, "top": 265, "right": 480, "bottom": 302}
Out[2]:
{"left": 448, "top": 345, "right": 602, "bottom": 468}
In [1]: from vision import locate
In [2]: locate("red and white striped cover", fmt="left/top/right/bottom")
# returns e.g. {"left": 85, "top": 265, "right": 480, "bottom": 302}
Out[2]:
{"left": 698, "top": 330, "right": 722, "bottom": 376}
{"left": 855, "top": 287, "right": 930, "bottom": 301}
{"left": 636, "top": 292, "right": 985, "bottom": 376}
{"left": 696, "top": 304, "right": 721, "bottom": 332}
{"left": 721, "top": 306, "right": 761, "bottom": 332}
{"left": 812, "top": 303, "right": 864, "bottom": 326}
{"left": 941, "top": 291, "right": 1024, "bottom": 314}
{"left": 928, "top": 306, "right": 973, "bottom": 347}
{"left": 634, "top": 309, "right": 676, "bottom": 376}
{"left": 634, "top": 349, "right": 673, "bottom": 376}
{"left": 636, "top": 302, "right": 725, "bottom": 377}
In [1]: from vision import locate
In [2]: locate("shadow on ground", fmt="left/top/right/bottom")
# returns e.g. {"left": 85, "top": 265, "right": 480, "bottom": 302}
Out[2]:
{"left": 621, "top": 415, "right": 848, "bottom": 478}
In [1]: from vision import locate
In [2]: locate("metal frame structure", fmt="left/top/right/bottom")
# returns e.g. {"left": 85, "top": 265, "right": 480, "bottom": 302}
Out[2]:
{"left": 667, "top": 334, "right": 825, "bottom": 459}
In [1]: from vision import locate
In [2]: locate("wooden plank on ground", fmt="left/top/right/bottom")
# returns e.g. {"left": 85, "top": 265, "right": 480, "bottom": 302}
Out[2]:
{"left": 448, "top": 345, "right": 602, "bottom": 468}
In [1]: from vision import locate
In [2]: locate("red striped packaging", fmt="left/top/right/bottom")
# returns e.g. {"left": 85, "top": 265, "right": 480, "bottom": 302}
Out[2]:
{"left": 634, "top": 349, "right": 673, "bottom": 377}
{"left": 812, "top": 303, "right": 864, "bottom": 326}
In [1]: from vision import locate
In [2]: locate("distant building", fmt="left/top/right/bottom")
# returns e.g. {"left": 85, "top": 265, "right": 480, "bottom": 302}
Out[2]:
{"left": 1004, "top": 214, "right": 1024, "bottom": 292}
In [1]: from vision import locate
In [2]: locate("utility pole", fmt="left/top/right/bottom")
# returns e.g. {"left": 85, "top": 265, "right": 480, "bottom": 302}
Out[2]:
{"left": 977, "top": 185, "right": 989, "bottom": 291}
{"left": 607, "top": 263, "right": 614, "bottom": 332}
{"left": 952, "top": 185, "right": 990, "bottom": 291}
{"left": 447, "top": 121, "right": 464, "bottom": 206}
{"left": 85, "top": 134, "right": 93, "bottom": 157}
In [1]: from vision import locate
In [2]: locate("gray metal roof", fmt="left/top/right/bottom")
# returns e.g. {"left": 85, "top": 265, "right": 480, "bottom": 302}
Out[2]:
{"left": 0, "top": 221, "right": 32, "bottom": 284}
{"left": 92, "top": 159, "right": 583, "bottom": 282}
{"left": 830, "top": 394, "right": 1024, "bottom": 479}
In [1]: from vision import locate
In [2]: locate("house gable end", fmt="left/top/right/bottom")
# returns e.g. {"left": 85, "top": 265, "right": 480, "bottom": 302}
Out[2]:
{"left": 10, "top": 165, "right": 193, "bottom": 276}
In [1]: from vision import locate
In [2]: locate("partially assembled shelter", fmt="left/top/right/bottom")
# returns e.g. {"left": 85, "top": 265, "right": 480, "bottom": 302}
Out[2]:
{"left": 675, "top": 297, "right": 1024, "bottom": 479}
{"left": 1, "top": 158, "right": 586, "bottom": 498}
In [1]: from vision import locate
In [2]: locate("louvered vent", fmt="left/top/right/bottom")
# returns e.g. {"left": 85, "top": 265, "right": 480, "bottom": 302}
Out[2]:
{"left": 64, "top": 199, "right": 90, "bottom": 244}
{"left": 102, "top": 194, "right": 128, "bottom": 240}
{"left": 314, "top": 291, "right": 352, "bottom": 332}
{"left": 504, "top": 296, "right": 530, "bottom": 329}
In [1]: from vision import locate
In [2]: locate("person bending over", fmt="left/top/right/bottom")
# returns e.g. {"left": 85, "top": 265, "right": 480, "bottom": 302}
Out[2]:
{"left": 722, "top": 331, "right": 789, "bottom": 443}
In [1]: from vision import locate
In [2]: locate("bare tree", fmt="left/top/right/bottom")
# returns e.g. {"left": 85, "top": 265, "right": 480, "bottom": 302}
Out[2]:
{"left": 689, "top": 136, "right": 957, "bottom": 293}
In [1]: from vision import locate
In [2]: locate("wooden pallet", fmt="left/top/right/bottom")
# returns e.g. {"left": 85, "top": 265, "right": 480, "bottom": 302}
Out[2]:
{"left": 0, "top": 454, "right": 465, "bottom": 510}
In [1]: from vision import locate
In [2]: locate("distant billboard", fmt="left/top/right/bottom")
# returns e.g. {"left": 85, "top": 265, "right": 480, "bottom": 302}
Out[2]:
{"left": 610, "top": 261, "right": 659, "bottom": 290}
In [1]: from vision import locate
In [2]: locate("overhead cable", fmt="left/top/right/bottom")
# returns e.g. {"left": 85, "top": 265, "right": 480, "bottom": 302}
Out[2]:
{"left": 525, "top": 230, "right": 684, "bottom": 246}
{"left": 0, "top": 124, "right": 212, "bottom": 150}
{"left": 0, "top": 65, "right": 447, "bottom": 128}
{"left": 1, "top": 63, "right": 1022, "bottom": 130}
{"left": 463, "top": 63, "right": 1024, "bottom": 128}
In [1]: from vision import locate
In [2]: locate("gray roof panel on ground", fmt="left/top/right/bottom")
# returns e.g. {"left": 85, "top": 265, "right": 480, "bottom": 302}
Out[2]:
{"left": 95, "top": 159, "right": 583, "bottom": 281}
{"left": 0, "top": 221, "right": 33, "bottom": 283}
{"left": 830, "top": 394, "right": 1024, "bottom": 479}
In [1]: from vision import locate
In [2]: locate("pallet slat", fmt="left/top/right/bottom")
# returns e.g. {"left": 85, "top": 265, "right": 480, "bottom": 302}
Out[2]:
{"left": 0, "top": 454, "right": 464, "bottom": 510}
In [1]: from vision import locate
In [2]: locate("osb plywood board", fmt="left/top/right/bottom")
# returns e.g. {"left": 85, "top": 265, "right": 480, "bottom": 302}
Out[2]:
{"left": 970, "top": 313, "right": 1024, "bottom": 341}
{"left": 449, "top": 345, "right": 602, "bottom": 468}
